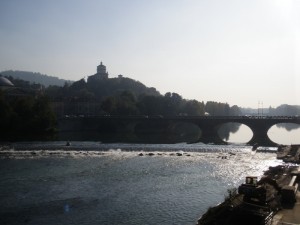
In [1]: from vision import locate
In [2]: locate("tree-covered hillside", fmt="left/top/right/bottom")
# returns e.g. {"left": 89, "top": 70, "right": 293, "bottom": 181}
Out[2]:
{"left": 1, "top": 70, "right": 72, "bottom": 87}
{"left": 1, "top": 71, "right": 243, "bottom": 118}
{"left": 45, "top": 76, "right": 241, "bottom": 117}
{"left": 0, "top": 73, "right": 242, "bottom": 142}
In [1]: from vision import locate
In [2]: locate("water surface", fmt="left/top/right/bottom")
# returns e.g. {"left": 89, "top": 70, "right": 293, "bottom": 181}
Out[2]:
{"left": 0, "top": 143, "right": 281, "bottom": 225}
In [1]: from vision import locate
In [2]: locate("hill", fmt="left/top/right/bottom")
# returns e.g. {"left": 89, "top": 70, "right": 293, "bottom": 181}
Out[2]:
{"left": 0, "top": 70, "right": 73, "bottom": 87}
{"left": 45, "top": 76, "right": 161, "bottom": 104}
{"left": 1, "top": 69, "right": 241, "bottom": 119}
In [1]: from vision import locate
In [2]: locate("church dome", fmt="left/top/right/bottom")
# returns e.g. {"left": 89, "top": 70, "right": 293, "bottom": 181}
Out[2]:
{"left": 0, "top": 76, "right": 14, "bottom": 87}
{"left": 97, "top": 61, "right": 107, "bottom": 74}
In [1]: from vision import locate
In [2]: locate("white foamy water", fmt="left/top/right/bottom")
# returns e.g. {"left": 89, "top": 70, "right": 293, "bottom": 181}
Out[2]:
{"left": 0, "top": 142, "right": 282, "bottom": 225}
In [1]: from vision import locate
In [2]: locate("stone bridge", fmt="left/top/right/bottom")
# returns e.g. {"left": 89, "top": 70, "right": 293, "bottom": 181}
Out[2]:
{"left": 59, "top": 116, "right": 300, "bottom": 146}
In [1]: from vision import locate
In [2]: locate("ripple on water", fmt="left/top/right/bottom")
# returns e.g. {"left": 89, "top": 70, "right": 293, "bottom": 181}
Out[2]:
{"left": 0, "top": 143, "right": 282, "bottom": 225}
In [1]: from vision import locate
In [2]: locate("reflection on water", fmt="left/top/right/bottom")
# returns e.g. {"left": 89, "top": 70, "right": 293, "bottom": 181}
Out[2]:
{"left": 220, "top": 123, "right": 252, "bottom": 143}
{"left": 275, "top": 123, "right": 300, "bottom": 131}
{"left": 225, "top": 123, "right": 300, "bottom": 145}
{"left": 269, "top": 123, "right": 300, "bottom": 145}
{"left": 0, "top": 143, "right": 281, "bottom": 225}
{"left": 223, "top": 124, "right": 253, "bottom": 143}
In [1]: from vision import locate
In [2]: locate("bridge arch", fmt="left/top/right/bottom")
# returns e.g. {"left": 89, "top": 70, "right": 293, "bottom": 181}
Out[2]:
{"left": 178, "top": 116, "right": 300, "bottom": 146}
{"left": 217, "top": 122, "right": 253, "bottom": 144}
{"left": 241, "top": 121, "right": 276, "bottom": 146}
{"left": 268, "top": 122, "right": 300, "bottom": 145}
{"left": 59, "top": 116, "right": 300, "bottom": 146}
{"left": 227, "top": 119, "right": 300, "bottom": 146}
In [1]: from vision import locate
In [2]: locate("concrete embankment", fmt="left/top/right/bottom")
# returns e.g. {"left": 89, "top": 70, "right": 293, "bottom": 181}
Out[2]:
{"left": 197, "top": 145, "right": 300, "bottom": 225}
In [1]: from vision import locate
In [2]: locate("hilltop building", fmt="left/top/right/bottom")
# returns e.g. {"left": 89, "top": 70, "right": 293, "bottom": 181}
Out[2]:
{"left": 87, "top": 61, "right": 109, "bottom": 83}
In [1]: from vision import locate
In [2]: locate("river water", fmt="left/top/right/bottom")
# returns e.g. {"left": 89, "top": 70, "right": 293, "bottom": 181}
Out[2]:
{"left": 0, "top": 142, "right": 282, "bottom": 225}
{"left": 224, "top": 124, "right": 300, "bottom": 145}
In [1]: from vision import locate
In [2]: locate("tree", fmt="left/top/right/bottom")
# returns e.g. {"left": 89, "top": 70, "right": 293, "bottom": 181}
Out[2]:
{"left": 137, "top": 95, "right": 165, "bottom": 115}
{"left": 230, "top": 105, "right": 241, "bottom": 116}
{"left": 0, "top": 94, "right": 56, "bottom": 140}
{"left": 69, "top": 78, "right": 86, "bottom": 90}
{"left": 0, "top": 90, "right": 13, "bottom": 131}
{"left": 205, "top": 101, "right": 238, "bottom": 116}
{"left": 182, "top": 100, "right": 205, "bottom": 116}
{"left": 31, "top": 96, "right": 56, "bottom": 132}
{"left": 101, "top": 96, "right": 117, "bottom": 114}
{"left": 101, "top": 91, "right": 139, "bottom": 115}
{"left": 163, "top": 92, "right": 183, "bottom": 115}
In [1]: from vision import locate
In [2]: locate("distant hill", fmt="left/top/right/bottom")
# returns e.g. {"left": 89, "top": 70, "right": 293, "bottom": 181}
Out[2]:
{"left": 241, "top": 104, "right": 300, "bottom": 116}
{"left": 86, "top": 76, "right": 161, "bottom": 97}
{"left": 0, "top": 70, "right": 73, "bottom": 87}
{"left": 269, "top": 104, "right": 300, "bottom": 116}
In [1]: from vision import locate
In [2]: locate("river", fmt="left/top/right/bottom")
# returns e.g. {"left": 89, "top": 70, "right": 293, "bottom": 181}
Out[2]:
{"left": 224, "top": 123, "right": 300, "bottom": 145}
{"left": 0, "top": 142, "right": 282, "bottom": 225}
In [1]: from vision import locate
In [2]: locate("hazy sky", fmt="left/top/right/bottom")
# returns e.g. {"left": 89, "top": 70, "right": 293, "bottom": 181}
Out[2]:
{"left": 1, "top": 0, "right": 299, "bottom": 108}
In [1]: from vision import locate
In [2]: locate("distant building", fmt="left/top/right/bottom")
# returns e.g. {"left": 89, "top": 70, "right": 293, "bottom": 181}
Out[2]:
{"left": 0, "top": 75, "right": 33, "bottom": 98}
{"left": 87, "top": 61, "right": 109, "bottom": 83}
{"left": 0, "top": 75, "right": 15, "bottom": 94}
{"left": 0, "top": 75, "right": 14, "bottom": 88}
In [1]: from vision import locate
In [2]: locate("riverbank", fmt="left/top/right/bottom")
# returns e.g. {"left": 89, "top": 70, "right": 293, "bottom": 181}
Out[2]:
{"left": 277, "top": 144, "right": 300, "bottom": 164}
{"left": 197, "top": 144, "right": 300, "bottom": 225}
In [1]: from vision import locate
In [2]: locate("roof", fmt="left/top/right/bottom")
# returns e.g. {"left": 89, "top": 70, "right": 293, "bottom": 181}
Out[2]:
{"left": 0, "top": 76, "right": 14, "bottom": 87}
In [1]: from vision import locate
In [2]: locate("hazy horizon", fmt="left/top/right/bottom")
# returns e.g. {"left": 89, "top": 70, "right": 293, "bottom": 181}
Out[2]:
{"left": 1, "top": 0, "right": 299, "bottom": 108}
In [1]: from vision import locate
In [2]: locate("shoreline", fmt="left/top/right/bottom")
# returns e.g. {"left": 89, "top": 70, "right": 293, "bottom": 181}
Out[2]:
{"left": 197, "top": 144, "right": 300, "bottom": 225}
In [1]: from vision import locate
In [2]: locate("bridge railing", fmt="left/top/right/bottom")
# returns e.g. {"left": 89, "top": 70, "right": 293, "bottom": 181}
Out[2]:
{"left": 60, "top": 115, "right": 300, "bottom": 120}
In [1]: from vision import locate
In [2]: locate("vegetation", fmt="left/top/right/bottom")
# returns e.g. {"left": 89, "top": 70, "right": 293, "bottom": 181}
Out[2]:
{"left": 1, "top": 70, "right": 72, "bottom": 87}
{"left": 2, "top": 72, "right": 242, "bottom": 118}
{"left": 0, "top": 90, "right": 56, "bottom": 141}
{"left": 2, "top": 69, "right": 300, "bottom": 142}
{"left": 3, "top": 71, "right": 299, "bottom": 118}
{"left": 45, "top": 76, "right": 241, "bottom": 117}
{"left": 269, "top": 104, "right": 300, "bottom": 116}
{"left": 1, "top": 72, "right": 243, "bottom": 142}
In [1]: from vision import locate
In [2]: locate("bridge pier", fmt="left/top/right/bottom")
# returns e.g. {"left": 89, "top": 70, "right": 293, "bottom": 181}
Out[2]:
{"left": 247, "top": 124, "right": 277, "bottom": 147}
{"left": 199, "top": 132, "right": 226, "bottom": 144}
{"left": 59, "top": 116, "right": 300, "bottom": 146}
{"left": 195, "top": 122, "right": 226, "bottom": 144}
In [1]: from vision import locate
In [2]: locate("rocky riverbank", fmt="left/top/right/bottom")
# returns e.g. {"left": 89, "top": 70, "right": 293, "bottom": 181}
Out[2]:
{"left": 197, "top": 145, "right": 300, "bottom": 225}
{"left": 277, "top": 145, "right": 300, "bottom": 164}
